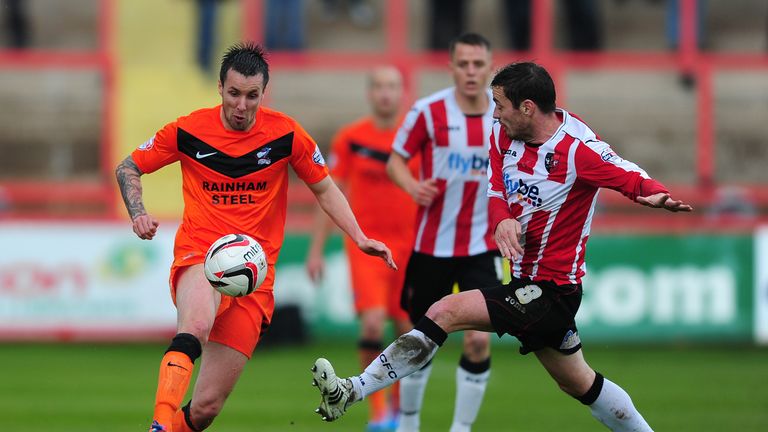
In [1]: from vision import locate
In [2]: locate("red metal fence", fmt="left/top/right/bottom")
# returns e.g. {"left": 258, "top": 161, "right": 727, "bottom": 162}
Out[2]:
{"left": 1, "top": 0, "right": 766, "bottom": 230}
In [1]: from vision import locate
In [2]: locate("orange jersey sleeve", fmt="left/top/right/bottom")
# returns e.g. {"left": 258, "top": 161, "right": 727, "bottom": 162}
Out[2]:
{"left": 131, "top": 120, "right": 181, "bottom": 174}
{"left": 290, "top": 121, "right": 329, "bottom": 185}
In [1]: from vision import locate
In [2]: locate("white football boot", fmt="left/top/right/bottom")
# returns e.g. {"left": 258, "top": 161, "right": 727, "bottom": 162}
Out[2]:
{"left": 311, "top": 358, "right": 355, "bottom": 421}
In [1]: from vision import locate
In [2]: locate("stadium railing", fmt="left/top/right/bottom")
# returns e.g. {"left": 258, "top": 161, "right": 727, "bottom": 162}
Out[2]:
{"left": 0, "top": 0, "right": 117, "bottom": 219}
{"left": 240, "top": 0, "right": 768, "bottom": 231}
{"left": 1, "top": 0, "right": 767, "bottom": 232}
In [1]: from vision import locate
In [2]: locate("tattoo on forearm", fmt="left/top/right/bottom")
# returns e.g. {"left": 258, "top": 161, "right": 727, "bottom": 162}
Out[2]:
{"left": 115, "top": 157, "right": 146, "bottom": 220}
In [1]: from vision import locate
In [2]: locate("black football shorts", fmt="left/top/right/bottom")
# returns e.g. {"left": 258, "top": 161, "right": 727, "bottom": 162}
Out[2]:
{"left": 482, "top": 277, "right": 583, "bottom": 355}
{"left": 401, "top": 251, "right": 502, "bottom": 324}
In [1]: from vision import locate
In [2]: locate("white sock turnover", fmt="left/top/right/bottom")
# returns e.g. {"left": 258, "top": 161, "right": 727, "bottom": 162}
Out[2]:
{"left": 589, "top": 376, "right": 653, "bottom": 432}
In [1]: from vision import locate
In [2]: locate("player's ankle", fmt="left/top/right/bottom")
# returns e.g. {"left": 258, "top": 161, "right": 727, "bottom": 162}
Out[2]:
{"left": 349, "top": 376, "right": 365, "bottom": 402}
{"left": 398, "top": 411, "right": 420, "bottom": 431}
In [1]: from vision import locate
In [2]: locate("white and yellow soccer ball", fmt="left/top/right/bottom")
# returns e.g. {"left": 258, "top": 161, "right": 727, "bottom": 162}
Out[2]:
{"left": 203, "top": 233, "right": 268, "bottom": 296}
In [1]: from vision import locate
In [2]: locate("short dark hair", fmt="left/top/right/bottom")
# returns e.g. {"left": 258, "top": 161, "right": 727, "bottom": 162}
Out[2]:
{"left": 491, "top": 62, "right": 556, "bottom": 113}
{"left": 219, "top": 42, "right": 270, "bottom": 87}
{"left": 449, "top": 32, "right": 491, "bottom": 56}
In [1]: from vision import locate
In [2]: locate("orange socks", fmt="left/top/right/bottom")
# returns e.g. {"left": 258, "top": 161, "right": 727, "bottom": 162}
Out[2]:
{"left": 391, "top": 380, "right": 400, "bottom": 414}
{"left": 151, "top": 333, "right": 202, "bottom": 430}
{"left": 152, "top": 351, "right": 194, "bottom": 428}
{"left": 172, "top": 403, "right": 197, "bottom": 432}
{"left": 368, "top": 387, "right": 388, "bottom": 422}
{"left": 359, "top": 340, "right": 388, "bottom": 422}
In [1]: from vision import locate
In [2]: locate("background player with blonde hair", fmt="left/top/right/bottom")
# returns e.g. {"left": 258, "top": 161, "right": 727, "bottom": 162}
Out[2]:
{"left": 385, "top": 32, "right": 501, "bottom": 432}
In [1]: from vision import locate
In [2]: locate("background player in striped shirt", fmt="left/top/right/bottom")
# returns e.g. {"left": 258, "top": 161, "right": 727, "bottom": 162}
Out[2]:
{"left": 305, "top": 66, "right": 417, "bottom": 431}
{"left": 386, "top": 32, "right": 500, "bottom": 432}
{"left": 311, "top": 62, "right": 691, "bottom": 432}
{"left": 115, "top": 42, "right": 395, "bottom": 432}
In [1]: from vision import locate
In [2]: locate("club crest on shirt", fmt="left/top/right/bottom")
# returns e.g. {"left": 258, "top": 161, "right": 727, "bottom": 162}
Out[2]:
{"left": 256, "top": 146, "right": 272, "bottom": 165}
{"left": 138, "top": 136, "right": 155, "bottom": 151}
{"left": 600, "top": 148, "right": 619, "bottom": 162}
{"left": 544, "top": 152, "right": 560, "bottom": 173}
{"left": 312, "top": 145, "right": 326, "bottom": 166}
{"left": 256, "top": 146, "right": 271, "bottom": 158}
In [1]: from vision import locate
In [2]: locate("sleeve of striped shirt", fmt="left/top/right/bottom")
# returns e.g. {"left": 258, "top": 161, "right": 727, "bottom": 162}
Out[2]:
{"left": 575, "top": 140, "right": 668, "bottom": 201}
{"left": 487, "top": 128, "right": 512, "bottom": 230}
{"left": 392, "top": 104, "right": 429, "bottom": 159}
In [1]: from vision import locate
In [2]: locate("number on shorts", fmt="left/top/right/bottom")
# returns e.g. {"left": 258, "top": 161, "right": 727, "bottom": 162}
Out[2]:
{"left": 514, "top": 285, "right": 543, "bottom": 305}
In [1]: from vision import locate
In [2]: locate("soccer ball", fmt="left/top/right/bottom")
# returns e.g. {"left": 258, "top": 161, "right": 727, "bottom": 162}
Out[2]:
{"left": 203, "top": 233, "right": 268, "bottom": 296}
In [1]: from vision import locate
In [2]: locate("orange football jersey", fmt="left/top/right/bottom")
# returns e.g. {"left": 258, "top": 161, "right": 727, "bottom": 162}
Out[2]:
{"left": 329, "top": 116, "right": 418, "bottom": 250}
{"left": 132, "top": 105, "right": 329, "bottom": 287}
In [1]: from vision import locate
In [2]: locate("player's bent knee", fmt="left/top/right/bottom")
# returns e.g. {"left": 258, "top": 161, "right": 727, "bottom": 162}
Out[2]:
{"left": 424, "top": 298, "right": 459, "bottom": 331}
{"left": 180, "top": 319, "right": 213, "bottom": 344}
{"left": 463, "top": 331, "right": 490, "bottom": 355}
{"left": 360, "top": 319, "right": 385, "bottom": 340}
{"left": 361, "top": 326, "right": 384, "bottom": 341}
{"left": 192, "top": 397, "right": 225, "bottom": 426}
{"left": 360, "top": 309, "right": 386, "bottom": 337}
{"left": 464, "top": 329, "right": 490, "bottom": 344}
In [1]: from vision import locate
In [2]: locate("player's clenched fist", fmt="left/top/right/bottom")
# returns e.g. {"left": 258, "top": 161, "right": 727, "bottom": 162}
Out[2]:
{"left": 410, "top": 178, "right": 441, "bottom": 207}
{"left": 494, "top": 218, "right": 524, "bottom": 261}
{"left": 132, "top": 214, "right": 159, "bottom": 240}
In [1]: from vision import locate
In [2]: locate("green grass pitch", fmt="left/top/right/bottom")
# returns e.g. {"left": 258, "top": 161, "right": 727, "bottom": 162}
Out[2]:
{"left": 1, "top": 340, "right": 765, "bottom": 431}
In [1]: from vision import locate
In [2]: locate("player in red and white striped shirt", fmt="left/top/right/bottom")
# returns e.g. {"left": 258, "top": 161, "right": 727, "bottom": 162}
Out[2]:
{"left": 487, "top": 87, "right": 673, "bottom": 286}
{"left": 386, "top": 32, "right": 499, "bottom": 432}
{"left": 311, "top": 62, "right": 691, "bottom": 431}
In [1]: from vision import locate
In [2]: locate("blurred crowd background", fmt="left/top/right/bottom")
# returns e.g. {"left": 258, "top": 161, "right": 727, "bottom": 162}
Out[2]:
{"left": 0, "top": 0, "right": 767, "bottom": 223}
{"left": 1, "top": 5, "right": 767, "bottom": 430}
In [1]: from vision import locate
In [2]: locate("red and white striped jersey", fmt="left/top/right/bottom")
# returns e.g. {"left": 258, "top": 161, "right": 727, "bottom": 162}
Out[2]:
{"left": 487, "top": 109, "right": 667, "bottom": 285}
{"left": 393, "top": 87, "right": 497, "bottom": 258}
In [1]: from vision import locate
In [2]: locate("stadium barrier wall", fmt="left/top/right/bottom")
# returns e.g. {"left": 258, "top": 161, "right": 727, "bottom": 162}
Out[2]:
{"left": 0, "top": 222, "right": 177, "bottom": 340}
{"left": 755, "top": 227, "right": 768, "bottom": 344}
{"left": 0, "top": 222, "right": 762, "bottom": 344}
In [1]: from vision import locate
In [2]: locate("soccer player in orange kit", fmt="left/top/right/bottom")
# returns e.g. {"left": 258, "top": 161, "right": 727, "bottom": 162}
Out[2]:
{"left": 115, "top": 42, "right": 395, "bottom": 432}
{"left": 306, "top": 66, "right": 417, "bottom": 431}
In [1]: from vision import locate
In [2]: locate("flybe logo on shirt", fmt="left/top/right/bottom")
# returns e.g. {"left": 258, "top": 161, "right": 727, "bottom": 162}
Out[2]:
{"left": 448, "top": 153, "right": 489, "bottom": 176}
{"left": 503, "top": 172, "right": 543, "bottom": 208}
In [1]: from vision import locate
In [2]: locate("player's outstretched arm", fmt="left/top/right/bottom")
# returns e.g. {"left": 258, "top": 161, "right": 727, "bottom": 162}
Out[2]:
{"left": 308, "top": 176, "right": 396, "bottom": 270}
{"left": 115, "top": 155, "right": 159, "bottom": 240}
{"left": 636, "top": 192, "right": 693, "bottom": 212}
